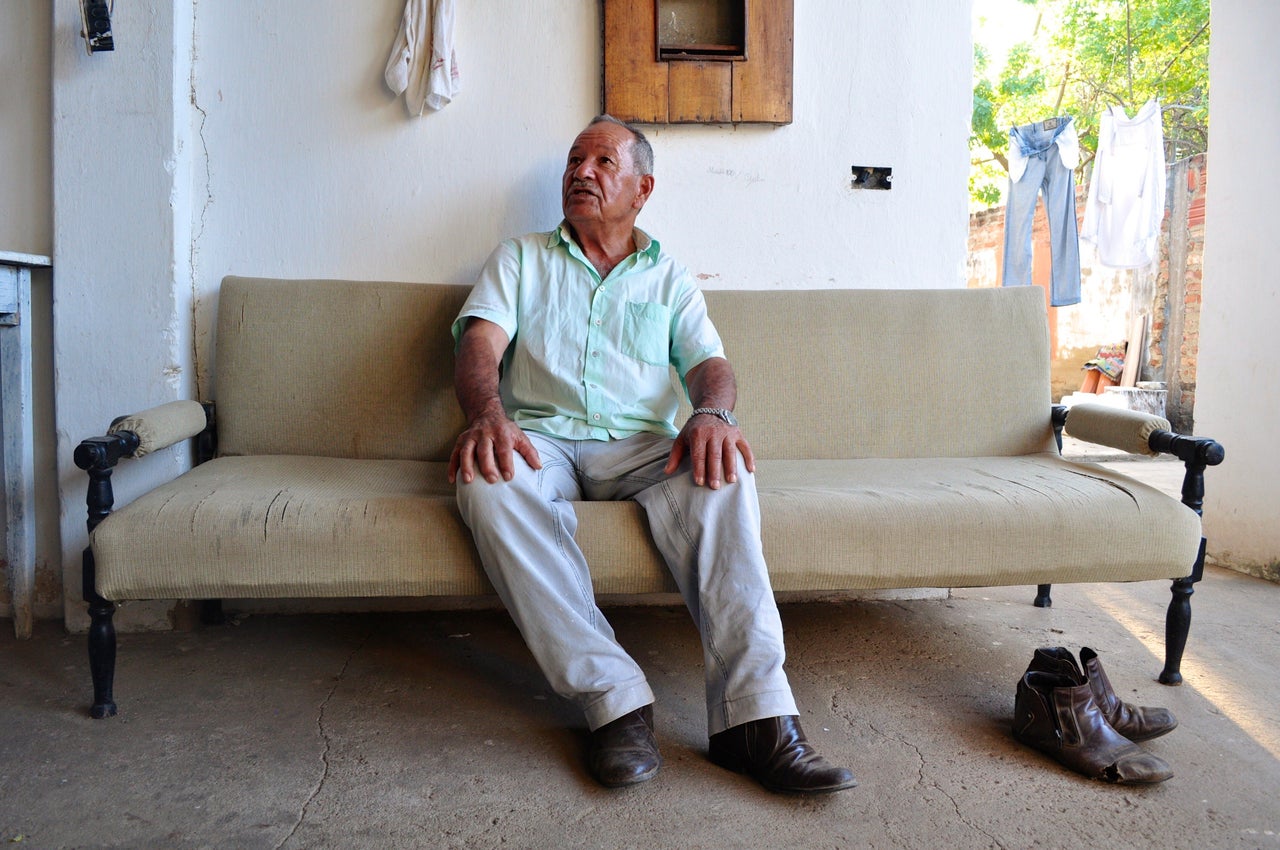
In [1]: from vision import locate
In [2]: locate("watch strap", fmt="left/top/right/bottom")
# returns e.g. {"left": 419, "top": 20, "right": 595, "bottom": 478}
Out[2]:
{"left": 691, "top": 407, "right": 736, "bottom": 425}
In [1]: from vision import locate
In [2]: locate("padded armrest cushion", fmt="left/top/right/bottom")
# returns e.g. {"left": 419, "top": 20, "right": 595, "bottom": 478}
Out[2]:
{"left": 1064, "top": 403, "right": 1169, "bottom": 457}
{"left": 108, "top": 400, "right": 208, "bottom": 458}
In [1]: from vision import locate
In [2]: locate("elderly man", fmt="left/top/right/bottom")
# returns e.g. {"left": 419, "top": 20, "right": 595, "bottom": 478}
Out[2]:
{"left": 448, "top": 115, "right": 855, "bottom": 794}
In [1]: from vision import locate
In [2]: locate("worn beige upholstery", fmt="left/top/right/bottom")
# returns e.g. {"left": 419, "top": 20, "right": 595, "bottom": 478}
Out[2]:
{"left": 1065, "top": 403, "right": 1170, "bottom": 457}
{"left": 90, "top": 278, "right": 1202, "bottom": 603}
{"left": 108, "top": 400, "right": 207, "bottom": 458}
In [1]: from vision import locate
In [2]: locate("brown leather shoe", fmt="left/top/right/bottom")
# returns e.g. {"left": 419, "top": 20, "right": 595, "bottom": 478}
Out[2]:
{"left": 587, "top": 705, "right": 660, "bottom": 788}
{"left": 1013, "top": 671, "right": 1173, "bottom": 784}
{"left": 1080, "top": 647, "right": 1178, "bottom": 741}
{"left": 1027, "top": 647, "right": 1177, "bottom": 741}
{"left": 708, "top": 715, "right": 858, "bottom": 794}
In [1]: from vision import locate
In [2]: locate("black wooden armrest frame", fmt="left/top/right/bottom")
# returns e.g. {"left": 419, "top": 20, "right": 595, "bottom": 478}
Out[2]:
{"left": 1045, "top": 404, "right": 1226, "bottom": 684}
{"left": 73, "top": 402, "right": 216, "bottom": 718}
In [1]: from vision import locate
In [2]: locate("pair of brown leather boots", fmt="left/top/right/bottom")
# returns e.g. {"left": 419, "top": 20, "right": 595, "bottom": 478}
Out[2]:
{"left": 1013, "top": 647, "right": 1178, "bottom": 784}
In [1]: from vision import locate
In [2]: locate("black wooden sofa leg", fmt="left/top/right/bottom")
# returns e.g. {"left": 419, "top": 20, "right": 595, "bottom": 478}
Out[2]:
{"left": 1149, "top": 432, "right": 1222, "bottom": 685}
{"left": 1160, "top": 538, "right": 1206, "bottom": 685}
{"left": 83, "top": 548, "right": 118, "bottom": 719}
{"left": 87, "top": 598, "right": 118, "bottom": 718}
{"left": 75, "top": 432, "right": 139, "bottom": 719}
{"left": 1033, "top": 584, "right": 1052, "bottom": 608}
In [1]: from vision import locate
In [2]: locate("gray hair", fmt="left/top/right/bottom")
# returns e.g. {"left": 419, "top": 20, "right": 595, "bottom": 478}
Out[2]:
{"left": 588, "top": 114, "right": 654, "bottom": 176}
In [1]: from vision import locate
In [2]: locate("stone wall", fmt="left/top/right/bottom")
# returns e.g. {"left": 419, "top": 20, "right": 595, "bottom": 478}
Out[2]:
{"left": 967, "top": 154, "right": 1206, "bottom": 431}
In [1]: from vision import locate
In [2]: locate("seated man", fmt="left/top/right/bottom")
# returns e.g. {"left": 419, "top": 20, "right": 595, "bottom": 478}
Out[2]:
{"left": 448, "top": 114, "right": 855, "bottom": 794}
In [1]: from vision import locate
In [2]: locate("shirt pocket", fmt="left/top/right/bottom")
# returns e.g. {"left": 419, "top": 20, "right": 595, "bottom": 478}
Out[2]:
{"left": 622, "top": 301, "right": 671, "bottom": 367}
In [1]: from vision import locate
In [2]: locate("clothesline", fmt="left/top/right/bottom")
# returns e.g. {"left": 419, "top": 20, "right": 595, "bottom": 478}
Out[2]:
{"left": 1010, "top": 101, "right": 1202, "bottom": 167}
{"left": 1000, "top": 96, "right": 1169, "bottom": 303}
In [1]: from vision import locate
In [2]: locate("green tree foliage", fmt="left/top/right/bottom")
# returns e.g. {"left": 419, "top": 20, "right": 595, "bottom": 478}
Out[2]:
{"left": 971, "top": 0, "right": 1209, "bottom": 208}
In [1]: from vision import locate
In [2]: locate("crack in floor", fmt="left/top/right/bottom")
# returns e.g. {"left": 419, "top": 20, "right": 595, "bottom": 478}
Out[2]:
{"left": 275, "top": 629, "right": 373, "bottom": 850}
{"left": 865, "top": 717, "right": 1006, "bottom": 849}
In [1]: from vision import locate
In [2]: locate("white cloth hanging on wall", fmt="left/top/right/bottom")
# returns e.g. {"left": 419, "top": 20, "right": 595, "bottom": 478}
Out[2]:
{"left": 384, "top": 0, "right": 460, "bottom": 116}
{"left": 1081, "top": 99, "right": 1166, "bottom": 268}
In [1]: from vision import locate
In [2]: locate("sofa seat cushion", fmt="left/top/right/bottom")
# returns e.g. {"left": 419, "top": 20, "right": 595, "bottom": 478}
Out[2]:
{"left": 753, "top": 456, "right": 1202, "bottom": 591}
{"left": 92, "top": 456, "right": 484, "bottom": 599}
{"left": 92, "top": 454, "right": 1201, "bottom": 602}
{"left": 91, "top": 456, "right": 674, "bottom": 600}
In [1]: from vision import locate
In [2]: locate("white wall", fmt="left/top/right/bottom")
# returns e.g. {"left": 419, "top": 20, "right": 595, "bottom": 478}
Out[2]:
{"left": 43, "top": 0, "right": 973, "bottom": 629}
{"left": 18, "top": 0, "right": 1280, "bottom": 629}
{"left": 51, "top": 0, "right": 198, "bottom": 629}
{"left": 191, "top": 0, "right": 972, "bottom": 389}
{"left": 1196, "top": 1, "right": 1280, "bottom": 578}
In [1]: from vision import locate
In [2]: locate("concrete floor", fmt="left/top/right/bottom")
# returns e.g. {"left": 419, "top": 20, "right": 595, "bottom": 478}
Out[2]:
{"left": 3, "top": 458, "right": 1278, "bottom": 849}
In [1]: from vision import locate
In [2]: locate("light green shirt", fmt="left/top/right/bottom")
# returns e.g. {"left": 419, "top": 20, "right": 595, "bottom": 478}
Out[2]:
{"left": 453, "top": 223, "right": 725, "bottom": 440}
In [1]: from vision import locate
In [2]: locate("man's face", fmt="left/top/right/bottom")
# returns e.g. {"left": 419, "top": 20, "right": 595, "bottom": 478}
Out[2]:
{"left": 562, "top": 122, "right": 653, "bottom": 229}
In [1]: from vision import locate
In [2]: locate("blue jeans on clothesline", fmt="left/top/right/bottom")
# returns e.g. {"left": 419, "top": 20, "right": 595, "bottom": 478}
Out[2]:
{"left": 1002, "top": 119, "right": 1082, "bottom": 307}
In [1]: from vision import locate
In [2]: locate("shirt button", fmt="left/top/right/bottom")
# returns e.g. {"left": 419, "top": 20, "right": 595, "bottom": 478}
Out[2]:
{"left": 593, "top": 413, "right": 601, "bottom": 420}
{"left": 594, "top": 319, "right": 602, "bottom": 326}
{"left": 591, "top": 350, "right": 600, "bottom": 357}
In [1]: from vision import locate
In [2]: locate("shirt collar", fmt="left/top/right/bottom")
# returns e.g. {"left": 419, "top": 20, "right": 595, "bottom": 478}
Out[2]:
{"left": 550, "top": 221, "right": 661, "bottom": 260}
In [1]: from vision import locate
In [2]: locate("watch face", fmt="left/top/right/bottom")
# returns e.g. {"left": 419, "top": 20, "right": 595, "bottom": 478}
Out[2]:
{"left": 723, "top": 410, "right": 738, "bottom": 426}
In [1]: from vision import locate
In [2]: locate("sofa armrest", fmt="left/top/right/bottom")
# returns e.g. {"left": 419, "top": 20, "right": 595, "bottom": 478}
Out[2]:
{"left": 105, "top": 400, "right": 209, "bottom": 458}
{"left": 73, "top": 400, "right": 208, "bottom": 721}
{"left": 1050, "top": 401, "right": 1223, "bottom": 687}
{"left": 74, "top": 401, "right": 215, "bottom": 531}
{"left": 1062, "top": 401, "right": 1224, "bottom": 517}
{"left": 1062, "top": 403, "right": 1170, "bottom": 457}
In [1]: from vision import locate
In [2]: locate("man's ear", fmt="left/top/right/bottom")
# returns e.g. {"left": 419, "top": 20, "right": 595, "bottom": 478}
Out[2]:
{"left": 633, "top": 174, "right": 655, "bottom": 210}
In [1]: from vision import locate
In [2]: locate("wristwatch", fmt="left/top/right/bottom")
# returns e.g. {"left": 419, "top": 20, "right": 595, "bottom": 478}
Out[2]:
{"left": 690, "top": 407, "right": 738, "bottom": 426}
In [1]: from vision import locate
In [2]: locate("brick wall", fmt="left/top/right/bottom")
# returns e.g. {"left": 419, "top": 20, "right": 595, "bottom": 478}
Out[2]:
{"left": 1148, "top": 154, "right": 1206, "bottom": 432}
{"left": 967, "top": 153, "right": 1207, "bottom": 430}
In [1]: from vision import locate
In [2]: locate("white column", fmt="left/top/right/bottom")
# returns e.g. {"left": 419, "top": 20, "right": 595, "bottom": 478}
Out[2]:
{"left": 1197, "top": 1, "right": 1280, "bottom": 577}
{"left": 52, "top": 0, "right": 199, "bottom": 630}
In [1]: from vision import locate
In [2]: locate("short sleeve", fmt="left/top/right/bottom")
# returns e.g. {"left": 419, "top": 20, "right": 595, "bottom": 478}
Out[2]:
{"left": 668, "top": 277, "right": 725, "bottom": 379}
{"left": 452, "top": 239, "right": 522, "bottom": 345}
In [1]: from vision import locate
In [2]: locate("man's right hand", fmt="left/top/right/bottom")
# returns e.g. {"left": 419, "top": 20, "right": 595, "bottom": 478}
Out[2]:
{"left": 449, "top": 317, "right": 543, "bottom": 484}
{"left": 448, "top": 410, "right": 543, "bottom": 485}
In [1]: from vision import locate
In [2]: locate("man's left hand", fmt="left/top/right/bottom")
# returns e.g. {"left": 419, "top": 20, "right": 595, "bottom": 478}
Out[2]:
{"left": 665, "top": 414, "right": 756, "bottom": 489}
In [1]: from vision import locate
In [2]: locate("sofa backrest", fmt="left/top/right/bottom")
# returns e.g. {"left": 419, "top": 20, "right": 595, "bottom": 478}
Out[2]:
{"left": 216, "top": 277, "right": 469, "bottom": 461}
{"left": 214, "top": 277, "right": 1055, "bottom": 462}
{"left": 699, "top": 286, "right": 1057, "bottom": 459}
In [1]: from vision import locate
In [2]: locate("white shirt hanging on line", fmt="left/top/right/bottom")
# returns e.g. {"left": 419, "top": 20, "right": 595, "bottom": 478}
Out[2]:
{"left": 385, "top": 0, "right": 460, "bottom": 116}
{"left": 1081, "top": 99, "right": 1167, "bottom": 269}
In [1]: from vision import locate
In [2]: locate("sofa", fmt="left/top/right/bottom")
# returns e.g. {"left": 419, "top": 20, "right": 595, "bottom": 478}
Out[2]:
{"left": 74, "top": 277, "right": 1223, "bottom": 719}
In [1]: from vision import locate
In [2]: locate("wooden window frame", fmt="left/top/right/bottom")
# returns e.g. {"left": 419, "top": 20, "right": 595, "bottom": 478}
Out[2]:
{"left": 602, "top": 0, "right": 793, "bottom": 125}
